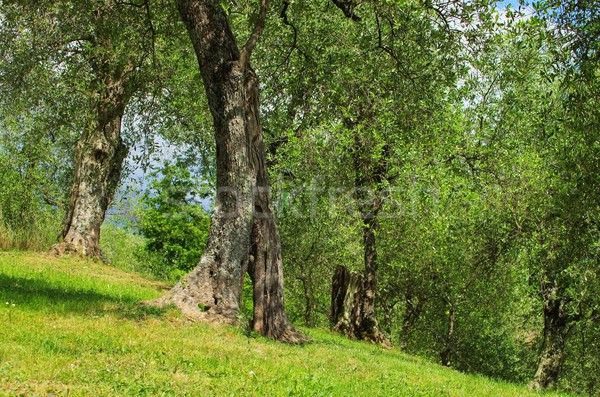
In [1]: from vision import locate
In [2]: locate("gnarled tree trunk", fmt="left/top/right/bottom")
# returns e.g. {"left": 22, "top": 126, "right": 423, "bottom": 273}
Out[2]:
{"left": 530, "top": 281, "right": 568, "bottom": 391}
{"left": 50, "top": 5, "right": 137, "bottom": 260}
{"left": 331, "top": 265, "right": 363, "bottom": 332}
{"left": 331, "top": 264, "right": 389, "bottom": 345}
{"left": 246, "top": 70, "right": 302, "bottom": 342}
{"left": 51, "top": 73, "right": 131, "bottom": 259}
{"left": 149, "top": 0, "right": 303, "bottom": 342}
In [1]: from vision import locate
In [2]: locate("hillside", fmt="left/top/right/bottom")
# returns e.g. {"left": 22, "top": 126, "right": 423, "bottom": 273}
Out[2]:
{"left": 0, "top": 251, "right": 573, "bottom": 396}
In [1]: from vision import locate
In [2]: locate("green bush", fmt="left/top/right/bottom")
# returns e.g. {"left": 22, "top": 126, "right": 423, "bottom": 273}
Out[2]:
{"left": 136, "top": 163, "right": 210, "bottom": 281}
{"left": 99, "top": 223, "right": 147, "bottom": 274}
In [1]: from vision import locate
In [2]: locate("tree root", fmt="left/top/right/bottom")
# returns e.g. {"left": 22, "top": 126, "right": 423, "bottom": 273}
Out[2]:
{"left": 49, "top": 242, "right": 107, "bottom": 263}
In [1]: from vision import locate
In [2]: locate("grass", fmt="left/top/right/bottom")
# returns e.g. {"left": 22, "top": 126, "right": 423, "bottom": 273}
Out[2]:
{"left": 0, "top": 212, "right": 61, "bottom": 252}
{"left": 0, "top": 251, "right": 576, "bottom": 396}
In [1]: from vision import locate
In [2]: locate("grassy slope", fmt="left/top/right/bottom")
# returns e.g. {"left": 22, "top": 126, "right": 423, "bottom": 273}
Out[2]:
{"left": 0, "top": 252, "right": 572, "bottom": 397}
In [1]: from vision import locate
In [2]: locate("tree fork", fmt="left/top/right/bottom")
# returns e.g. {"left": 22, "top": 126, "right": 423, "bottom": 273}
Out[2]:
{"left": 147, "top": 0, "right": 304, "bottom": 343}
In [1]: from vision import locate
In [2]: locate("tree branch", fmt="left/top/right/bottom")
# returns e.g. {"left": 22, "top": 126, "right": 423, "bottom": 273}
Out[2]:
{"left": 330, "top": 0, "right": 361, "bottom": 21}
{"left": 240, "top": 0, "right": 271, "bottom": 69}
{"left": 144, "top": 0, "right": 157, "bottom": 66}
{"left": 277, "top": 1, "right": 298, "bottom": 66}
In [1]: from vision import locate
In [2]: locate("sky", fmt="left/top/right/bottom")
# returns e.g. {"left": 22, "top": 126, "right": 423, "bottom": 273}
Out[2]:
{"left": 497, "top": 0, "right": 522, "bottom": 8}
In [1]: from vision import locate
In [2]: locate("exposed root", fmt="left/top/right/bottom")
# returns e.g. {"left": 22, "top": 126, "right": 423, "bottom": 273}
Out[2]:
{"left": 267, "top": 326, "right": 310, "bottom": 345}
{"left": 49, "top": 242, "right": 107, "bottom": 263}
{"left": 142, "top": 293, "right": 239, "bottom": 326}
{"left": 333, "top": 320, "right": 392, "bottom": 348}
{"left": 144, "top": 293, "right": 309, "bottom": 343}
{"left": 50, "top": 242, "right": 79, "bottom": 256}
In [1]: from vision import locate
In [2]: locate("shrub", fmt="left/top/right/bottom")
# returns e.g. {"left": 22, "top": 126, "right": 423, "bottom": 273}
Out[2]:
{"left": 136, "top": 163, "right": 210, "bottom": 281}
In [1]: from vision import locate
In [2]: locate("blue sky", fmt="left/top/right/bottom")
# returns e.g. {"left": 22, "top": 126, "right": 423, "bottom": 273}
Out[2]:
{"left": 497, "top": 0, "right": 521, "bottom": 7}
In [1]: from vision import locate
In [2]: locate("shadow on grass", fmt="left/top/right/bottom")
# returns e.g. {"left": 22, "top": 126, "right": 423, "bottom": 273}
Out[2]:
{"left": 0, "top": 274, "right": 170, "bottom": 320}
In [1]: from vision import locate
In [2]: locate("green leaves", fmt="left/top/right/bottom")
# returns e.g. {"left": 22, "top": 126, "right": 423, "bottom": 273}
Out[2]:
{"left": 136, "top": 163, "right": 211, "bottom": 280}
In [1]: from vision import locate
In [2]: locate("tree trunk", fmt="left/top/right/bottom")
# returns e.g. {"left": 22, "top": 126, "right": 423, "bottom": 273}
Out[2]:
{"left": 330, "top": 130, "right": 390, "bottom": 345}
{"left": 149, "top": 0, "right": 303, "bottom": 342}
{"left": 331, "top": 265, "right": 390, "bottom": 345}
{"left": 530, "top": 282, "right": 568, "bottom": 390}
{"left": 51, "top": 76, "right": 130, "bottom": 260}
{"left": 246, "top": 70, "right": 303, "bottom": 342}
{"left": 356, "top": 214, "right": 389, "bottom": 344}
{"left": 331, "top": 265, "right": 363, "bottom": 332}
{"left": 50, "top": 6, "right": 136, "bottom": 260}
{"left": 148, "top": 0, "right": 253, "bottom": 320}
{"left": 440, "top": 308, "right": 456, "bottom": 367}
{"left": 331, "top": 265, "right": 350, "bottom": 327}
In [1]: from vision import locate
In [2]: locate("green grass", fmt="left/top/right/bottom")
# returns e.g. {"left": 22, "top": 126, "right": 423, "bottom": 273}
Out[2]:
{"left": 0, "top": 251, "right": 575, "bottom": 396}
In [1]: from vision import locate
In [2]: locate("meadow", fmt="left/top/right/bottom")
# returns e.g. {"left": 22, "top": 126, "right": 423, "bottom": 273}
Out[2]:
{"left": 0, "top": 251, "right": 574, "bottom": 396}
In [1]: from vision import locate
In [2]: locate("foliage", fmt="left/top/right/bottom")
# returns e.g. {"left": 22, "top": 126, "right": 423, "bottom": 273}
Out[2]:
{"left": 0, "top": 0, "right": 598, "bottom": 393}
{"left": 0, "top": 102, "right": 71, "bottom": 251}
{"left": 136, "top": 163, "right": 211, "bottom": 281}
{"left": 99, "top": 223, "right": 148, "bottom": 275}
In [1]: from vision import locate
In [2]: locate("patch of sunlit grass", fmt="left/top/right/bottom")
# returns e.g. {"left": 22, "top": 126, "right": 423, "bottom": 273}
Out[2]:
{"left": 0, "top": 252, "right": 577, "bottom": 396}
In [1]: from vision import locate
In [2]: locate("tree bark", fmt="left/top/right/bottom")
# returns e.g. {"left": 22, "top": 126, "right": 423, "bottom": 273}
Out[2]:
{"left": 149, "top": 0, "right": 303, "bottom": 342}
{"left": 331, "top": 265, "right": 390, "bottom": 345}
{"left": 148, "top": 0, "right": 253, "bottom": 320}
{"left": 529, "top": 281, "right": 568, "bottom": 391}
{"left": 246, "top": 70, "right": 303, "bottom": 342}
{"left": 331, "top": 265, "right": 352, "bottom": 327}
{"left": 51, "top": 73, "right": 130, "bottom": 259}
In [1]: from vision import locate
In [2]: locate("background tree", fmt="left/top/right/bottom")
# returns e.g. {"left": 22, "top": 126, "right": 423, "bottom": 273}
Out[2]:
{"left": 0, "top": 0, "right": 166, "bottom": 258}
{"left": 524, "top": 1, "right": 600, "bottom": 391}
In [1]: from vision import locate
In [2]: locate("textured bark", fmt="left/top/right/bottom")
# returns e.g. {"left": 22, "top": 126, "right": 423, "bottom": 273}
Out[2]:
{"left": 358, "top": 214, "right": 386, "bottom": 340}
{"left": 51, "top": 71, "right": 131, "bottom": 259}
{"left": 530, "top": 282, "right": 568, "bottom": 391}
{"left": 148, "top": 0, "right": 252, "bottom": 320}
{"left": 149, "top": 0, "right": 303, "bottom": 342}
{"left": 331, "top": 265, "right": 351, "bottom": 327}
{"left": 331, "top": 265, "right": 390, "bottom": 345}
{"left": 246, "top": 70, "right": 304, "bottom": 342}
{"left": 331, "top": 265, "right": 361, "bottom": 331}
